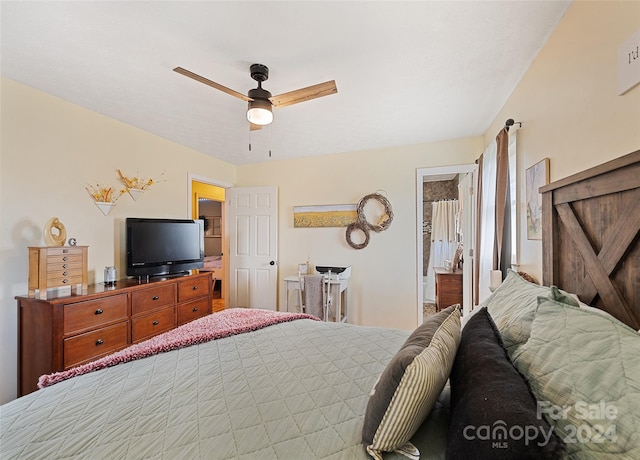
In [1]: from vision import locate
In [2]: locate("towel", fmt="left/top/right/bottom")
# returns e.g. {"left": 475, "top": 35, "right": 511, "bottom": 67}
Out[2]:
{"left": 303, "top": 275, "right": 325, "bottom": 320}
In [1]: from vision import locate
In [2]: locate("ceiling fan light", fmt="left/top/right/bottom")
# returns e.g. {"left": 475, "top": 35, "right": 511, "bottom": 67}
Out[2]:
{"left": 247, "top": 99, "right": 273, "bottom": 125}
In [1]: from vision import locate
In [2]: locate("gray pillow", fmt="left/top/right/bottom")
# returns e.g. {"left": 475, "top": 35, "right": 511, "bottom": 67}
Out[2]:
{"left": 362, "top": 304, "right": 461, "bottom": 459}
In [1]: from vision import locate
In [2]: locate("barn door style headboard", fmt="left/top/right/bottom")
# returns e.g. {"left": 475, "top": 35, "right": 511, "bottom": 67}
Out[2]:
{"left": 540, "top": 150, "right": 640, "bottom": 330}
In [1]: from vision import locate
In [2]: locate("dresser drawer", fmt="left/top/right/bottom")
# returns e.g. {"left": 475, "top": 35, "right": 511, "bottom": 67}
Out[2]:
{"left": 131, "top": 284, "right": 176, "bottom": 315}
{"left": 438, "top": 277, "right": 461, "bottom": 291}
{"left": 46, "top": 254, "right": 84, "bottom": 267}
{"left": 177, "top": 297, "right": 209, "bottom": 325}
{"left": 64, "top": 294, "right": 128, "bottom": 335}
{"left": 44, "top": 247, "right": 85, "bottom": 257}
{"left": 178, "top": 275, "right": 210, "bottom": 302}
{"left": 438, "top": 295, "right": 462, "bottom": 309}
{"left": 46, "top": 259, "right": 84, "bottom": 273}
{"left": 132, "top": 306, "right": 176, "bottom": 343}
{"left": 63, "top": 321, "right": 129, "bottom": 369}
{"left": 47, "top": 272, "right": 84, "bottom": 288}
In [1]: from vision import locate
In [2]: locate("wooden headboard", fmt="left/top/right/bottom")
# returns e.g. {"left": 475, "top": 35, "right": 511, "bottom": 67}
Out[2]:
{"left": 541, "top": 150, "right": 640, "bottom": 330}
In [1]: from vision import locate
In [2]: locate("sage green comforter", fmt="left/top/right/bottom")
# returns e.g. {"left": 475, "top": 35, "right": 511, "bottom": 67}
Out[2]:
{"left": 1, "top": 318, "right": 448, "bottom": 459}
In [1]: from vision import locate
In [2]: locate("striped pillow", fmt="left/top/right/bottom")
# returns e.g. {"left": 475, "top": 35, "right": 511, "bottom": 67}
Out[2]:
{"left": 362, "top": 305, "right": 461, "bottom": 459}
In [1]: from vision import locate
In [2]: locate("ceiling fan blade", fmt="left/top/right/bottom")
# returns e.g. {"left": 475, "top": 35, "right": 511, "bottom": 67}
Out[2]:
{"left": 270, "top": 80, "right": 337, "bottom": 108}
{"left": 250, "top": 123, "right": 263, "bottom": 131}
{"left": 173, "top": 67, "right": 252, "bottom": 102}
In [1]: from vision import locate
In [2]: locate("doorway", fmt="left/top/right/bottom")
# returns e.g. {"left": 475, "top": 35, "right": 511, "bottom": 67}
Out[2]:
{"left": 189, "top": 175, "right": 229, "bottom": 312}
{"left": 416, "top": 164, "right": 476, "bottom": 325}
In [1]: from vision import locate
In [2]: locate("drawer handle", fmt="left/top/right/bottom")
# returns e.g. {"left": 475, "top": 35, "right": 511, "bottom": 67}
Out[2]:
{"left": 95, "top": 309, "right": 103, "bottom": 315}
{"left": 192, "top": 307, "right": 198, "bottom": 312}
{"left": 192, "top": 286, "right": 198, "bottom": 291}
{"left": 152, "top": 320, "right": 160, "bottom": 326}
{"left": 152, "top": 296, "right": 159, "bottom": 301}
{"left": 62, "top": 271, "right": 68, "bottom": 276}
{"left": 62, "top": 279, "right": 69, "bottom": 284}
{"left": 62, "top": 256, "right": 68, "bottom": 261}
{"left": 96, "top": 339, "right": 104, "bottom": 345}
{"left": 62, "top": 264, "right": 68, "bottom": 269}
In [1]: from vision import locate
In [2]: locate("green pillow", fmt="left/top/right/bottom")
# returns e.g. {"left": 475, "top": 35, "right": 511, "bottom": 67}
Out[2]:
{"left": 478, "top": 270, "right": 550, "bottom": 352}
{"left": 548, "top": 285, "right": 580, "bottom": 307}
{"left": 511, "top": 297, "right": 640, "bottom": 459}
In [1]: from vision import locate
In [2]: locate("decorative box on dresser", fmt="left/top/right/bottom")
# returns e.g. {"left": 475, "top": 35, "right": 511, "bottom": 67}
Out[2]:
{"left": 16, "top": 271, "right": 213, "bottom": 397}
{"left": 433, "top": 267, "right": 463, "bottom": 311}
{"left": 28, "top": 246, "right": 88, "bottom": 299}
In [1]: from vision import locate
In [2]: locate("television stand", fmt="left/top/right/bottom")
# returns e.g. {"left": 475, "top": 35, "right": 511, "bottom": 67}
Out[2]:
{"left": 16, "top": 271, "right": 214, "bottom": 396}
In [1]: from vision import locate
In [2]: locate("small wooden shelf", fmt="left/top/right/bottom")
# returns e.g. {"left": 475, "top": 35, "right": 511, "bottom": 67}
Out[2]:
{"left": 203, "top": 216, "right": 221, "bottom": 237}
{"left": 434, "top": 267, "right": 463, "bottom": 311}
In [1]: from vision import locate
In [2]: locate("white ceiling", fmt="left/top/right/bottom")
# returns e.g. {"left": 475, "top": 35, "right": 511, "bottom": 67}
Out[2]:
{"left": 0, "top": 1, "right": 571, "bottom": 165}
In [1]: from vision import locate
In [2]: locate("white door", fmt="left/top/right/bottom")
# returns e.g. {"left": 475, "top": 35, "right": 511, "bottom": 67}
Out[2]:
{"left": 227, "top": 186, "right": 278, "bottom": 309}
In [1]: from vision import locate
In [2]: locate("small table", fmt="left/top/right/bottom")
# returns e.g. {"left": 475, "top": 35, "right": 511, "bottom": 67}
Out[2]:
{"left": 433, "top": 267, "right": 463, "bottom": 311}
{"left": 284, "top": 275, "right": 349, "bottom": 322}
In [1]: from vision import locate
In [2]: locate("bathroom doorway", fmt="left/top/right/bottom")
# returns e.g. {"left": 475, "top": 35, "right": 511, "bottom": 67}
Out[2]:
{"left": 416, "top": 164, "right": 476, "bottom": 325}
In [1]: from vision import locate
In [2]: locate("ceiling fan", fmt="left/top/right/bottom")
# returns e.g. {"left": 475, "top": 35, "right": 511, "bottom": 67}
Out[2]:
{"left": 173, "top": 64, "right": 337, "bottom": 131}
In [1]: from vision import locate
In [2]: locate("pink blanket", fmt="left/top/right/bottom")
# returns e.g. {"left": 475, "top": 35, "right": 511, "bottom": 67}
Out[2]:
{"left": 38, "top": 308, "right": 318, "bottom": 389}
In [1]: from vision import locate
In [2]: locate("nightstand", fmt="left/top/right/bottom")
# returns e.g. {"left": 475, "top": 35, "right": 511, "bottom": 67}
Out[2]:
{"left": 434, "top": 267, "right": 463, "bottom": 311}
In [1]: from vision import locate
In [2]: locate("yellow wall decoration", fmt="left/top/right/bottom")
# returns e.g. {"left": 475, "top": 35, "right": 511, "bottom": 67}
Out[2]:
{"left": 293, "top": 204, "right": 357, "bottom": 228}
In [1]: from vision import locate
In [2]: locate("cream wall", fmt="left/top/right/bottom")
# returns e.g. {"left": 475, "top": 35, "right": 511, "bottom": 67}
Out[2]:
{"left": 236, "top": 138, "right": 481, "bottom": 329}
{"left": 0, "top": 78, "right": 480, "bottom": 404}
{"left": 0, "top": 78, "right": 236, "bottom": 403}
{"left": 484, "top": 0, "right": 640, "bottom": 282}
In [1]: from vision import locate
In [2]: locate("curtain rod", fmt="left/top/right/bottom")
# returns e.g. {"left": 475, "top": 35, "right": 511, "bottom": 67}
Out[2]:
{"left": 475, "top": 119, "right": 522, "bottom": 163}
{"left": 505, "top": 118, "right": 522, "bottom": 131}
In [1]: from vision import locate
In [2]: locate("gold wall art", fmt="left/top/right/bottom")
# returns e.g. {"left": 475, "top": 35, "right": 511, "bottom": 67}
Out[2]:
{"left": 293, "top": 204, "right": 357, "bottom": 228}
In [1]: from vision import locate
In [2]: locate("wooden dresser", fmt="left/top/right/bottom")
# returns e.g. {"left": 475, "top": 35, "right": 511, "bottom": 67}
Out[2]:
{"left": 16, "top": 271, "right": 213, "bottom": 396}
{"left": 434, "top": 267, "right": 463, "bottom": 311}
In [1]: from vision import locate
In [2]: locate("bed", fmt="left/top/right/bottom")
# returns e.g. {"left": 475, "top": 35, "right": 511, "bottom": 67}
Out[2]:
{"left": 1, "top": 150, "right": 639, "bottom": 459}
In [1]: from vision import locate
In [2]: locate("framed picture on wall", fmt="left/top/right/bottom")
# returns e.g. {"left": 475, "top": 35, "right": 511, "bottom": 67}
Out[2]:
{"left": 525, "top": 158, "right": 550, "bottom": 240}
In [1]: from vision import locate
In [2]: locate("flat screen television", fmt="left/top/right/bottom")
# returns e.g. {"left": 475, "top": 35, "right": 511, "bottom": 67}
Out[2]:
{"left": 126, "top": 218, "right": 204, "bottom": 277}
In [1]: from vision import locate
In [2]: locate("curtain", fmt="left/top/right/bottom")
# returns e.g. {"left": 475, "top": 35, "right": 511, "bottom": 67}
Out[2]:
{"left": 425, "top": 200, "right": 460, "bottom": 301}
{"left": 476, "top": 141, "right": 497, "bottom": 304}
{"left": 474, "top": 128, "right": 517, "bottom": 305}
{"left": 495, "top": 128, "right": 511, "bottom": 275}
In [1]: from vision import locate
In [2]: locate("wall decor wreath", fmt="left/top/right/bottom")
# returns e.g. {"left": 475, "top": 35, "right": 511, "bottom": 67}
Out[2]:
{"left": 345, "top": 192, "right": 394, "bottom": 249}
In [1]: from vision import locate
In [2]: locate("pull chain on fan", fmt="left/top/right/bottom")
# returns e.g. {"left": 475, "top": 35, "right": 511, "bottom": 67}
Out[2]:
{"left": 248, "top": 122, "right": 273, "bottom": 158}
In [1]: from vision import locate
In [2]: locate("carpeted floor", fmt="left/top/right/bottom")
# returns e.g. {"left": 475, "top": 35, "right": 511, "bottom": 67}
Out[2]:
{"left": 423, "top": 302, "right": 437, "bottom": 319}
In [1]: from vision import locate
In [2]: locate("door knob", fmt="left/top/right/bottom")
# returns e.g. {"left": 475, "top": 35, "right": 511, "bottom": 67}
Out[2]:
{"left": 269, "top": 260, "right": 275, "bottom": 266}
